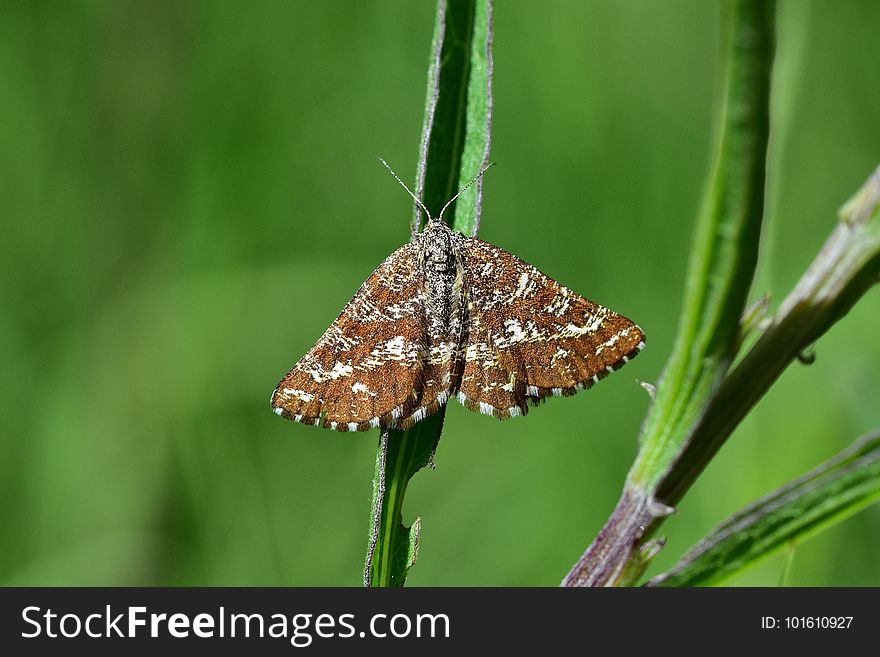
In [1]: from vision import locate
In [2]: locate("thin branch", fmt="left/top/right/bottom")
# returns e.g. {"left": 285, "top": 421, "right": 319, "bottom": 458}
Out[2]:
{"left": 563, "top": 0, "right": 775, "bottom": 587}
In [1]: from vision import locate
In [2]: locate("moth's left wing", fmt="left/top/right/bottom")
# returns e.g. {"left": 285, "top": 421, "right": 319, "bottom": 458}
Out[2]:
{"left": 457, "top": 237, "right": 645, "bottom": 416}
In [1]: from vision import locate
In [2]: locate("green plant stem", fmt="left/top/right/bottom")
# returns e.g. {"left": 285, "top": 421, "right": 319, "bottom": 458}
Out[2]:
{"left": 365, "top": 0, "right": 494, "bottom": 587}
{"left": 563, "top": 0, "right": 775, "bottom": 587}
{"left": 658, "top": 166, "right": 880, "bottom": 504}
{"left": 633, "top": 0, "right": 775, "bottom": 495}
{"left": 649, "top": 430, "right": 880, "bottom": 587}
{"left": 564, "top": 162, "right": 880, "bottom": 585}
{"left": 365, "top": 425, "right": 435, "bottom": 587}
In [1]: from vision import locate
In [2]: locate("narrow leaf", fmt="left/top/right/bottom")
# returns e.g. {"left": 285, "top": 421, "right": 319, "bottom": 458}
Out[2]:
{"left": 631, "top": 0, "right": 774, "bottom": 493}
{"left": 563, "top": 0, "right": 775, "bottom": 587}
{"left": 365, "top": 0, "right": 494, "bottom": 587}
{"left": 649, "top": 430, "right": 880, "bottom": 587}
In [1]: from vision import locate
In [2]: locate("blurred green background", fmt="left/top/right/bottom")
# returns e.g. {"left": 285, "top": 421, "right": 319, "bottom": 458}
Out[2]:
{"left": 2, "top": 0, "right": 878, "bottom": 586}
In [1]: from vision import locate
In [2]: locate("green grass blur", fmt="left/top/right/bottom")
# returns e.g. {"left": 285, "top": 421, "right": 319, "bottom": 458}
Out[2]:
{"left": 2, "top": 0, "right": 878, "bottom": 586}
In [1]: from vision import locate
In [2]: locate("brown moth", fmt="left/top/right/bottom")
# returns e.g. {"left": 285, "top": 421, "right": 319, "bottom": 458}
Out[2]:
{"left": 271, "top": 164, "right": 644, "bottom": 432}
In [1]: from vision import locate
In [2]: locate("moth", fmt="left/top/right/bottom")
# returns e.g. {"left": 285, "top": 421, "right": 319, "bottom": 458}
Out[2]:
{"left": 271, "top": 162, "right": 644, "bottom": 432}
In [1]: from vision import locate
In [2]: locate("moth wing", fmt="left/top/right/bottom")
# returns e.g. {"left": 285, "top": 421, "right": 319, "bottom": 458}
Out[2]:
{"left": 457, "top": 237, "right": 644, "bottom": 416}
{"left": 271, "top": 242, "right": 430, "bottom": 431}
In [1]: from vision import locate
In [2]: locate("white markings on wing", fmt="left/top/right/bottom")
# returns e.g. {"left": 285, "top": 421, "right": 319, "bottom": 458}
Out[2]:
{"left": 283, "top": 388, "right": 315, "bottom": 402}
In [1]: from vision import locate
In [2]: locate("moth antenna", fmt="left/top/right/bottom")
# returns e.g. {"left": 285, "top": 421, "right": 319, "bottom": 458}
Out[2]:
{"left": 378, "top": 157, "right": 433, "bottom": 223}
{"left": 437, "top": 162, "right": 496, "bottom": 224}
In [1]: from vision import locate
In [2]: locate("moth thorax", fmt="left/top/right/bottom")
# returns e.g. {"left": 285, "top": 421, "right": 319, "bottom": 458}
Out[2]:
{"left": 421, "top": 223, "right": 460, "bottom": 326}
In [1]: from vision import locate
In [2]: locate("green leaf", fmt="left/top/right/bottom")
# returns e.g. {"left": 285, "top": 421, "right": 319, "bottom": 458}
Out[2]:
{"left": 631, "top": 0, "right": 774, "bottom": 493}
{"left": 655, "top": 167, "right": 880, "bottom": 506}
{"left": 365, "top": 0, "right": 494, "bottom": 587}
{"left": 364, "top": 426, "right": 437, "bottom": 587}
{"left": 563, "top": 0, "right": 775, "bottom": 587}
{"left": 566, "top": 160, "right": 880, "bottom": 587}
{"left": 414, "top": 0, "right": 494, "bottom": 236}
{"left": 649, "top": 430, "right": 880, "bottom": 587}
{"left": 565, "top": 0, "right": 880, "bottom": 587}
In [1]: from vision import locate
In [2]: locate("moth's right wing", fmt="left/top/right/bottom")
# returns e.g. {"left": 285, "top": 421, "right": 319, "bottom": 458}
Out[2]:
{"left": 271, "top": 242, "right": 430, "bottom": 431}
